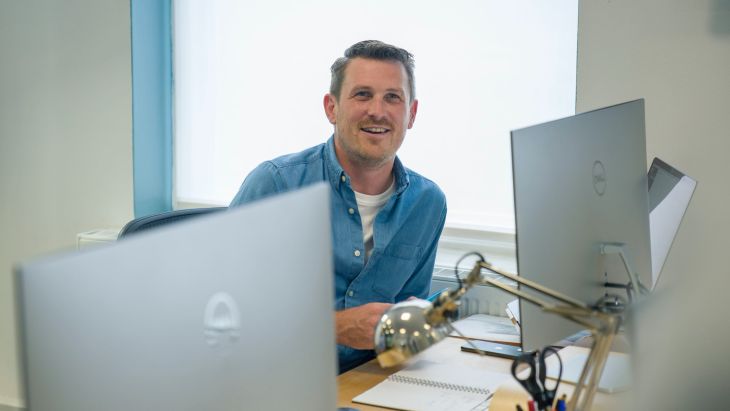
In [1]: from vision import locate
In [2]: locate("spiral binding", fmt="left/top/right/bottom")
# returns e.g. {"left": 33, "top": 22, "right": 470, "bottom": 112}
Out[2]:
{"left": 388, "top": 374, "right": 491, "bottom": 395}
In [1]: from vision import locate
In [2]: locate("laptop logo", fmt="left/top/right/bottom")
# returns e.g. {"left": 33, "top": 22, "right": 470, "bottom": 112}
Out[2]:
{"left": 203, "top": 292, "right": 241, "bottom": 347}
{"left": 593, "top": 160, "right": 607, "bottom": 196}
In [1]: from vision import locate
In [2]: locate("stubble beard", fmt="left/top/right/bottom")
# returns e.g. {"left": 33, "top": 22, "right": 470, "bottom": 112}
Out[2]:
{"left": 337, "top": 129, "right": 400, "bottom": 170}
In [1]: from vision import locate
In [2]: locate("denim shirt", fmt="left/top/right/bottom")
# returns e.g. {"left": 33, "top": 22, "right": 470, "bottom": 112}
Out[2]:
{"left": 229, "top": 136, "right": 447, "bottom": 372}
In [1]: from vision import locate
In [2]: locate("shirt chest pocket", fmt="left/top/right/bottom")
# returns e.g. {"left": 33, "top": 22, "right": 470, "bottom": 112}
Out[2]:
{"left": 369, "top": 244, "right": 423, "bottom": 302}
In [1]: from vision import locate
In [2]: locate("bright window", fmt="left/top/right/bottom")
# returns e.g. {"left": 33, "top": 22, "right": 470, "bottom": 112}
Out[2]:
{"left": 173, "top": 0, "right": 578, "bottom": 231}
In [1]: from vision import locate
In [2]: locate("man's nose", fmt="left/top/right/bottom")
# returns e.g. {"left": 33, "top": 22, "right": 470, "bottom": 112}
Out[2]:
{"left": 366, "top": 98, "right": 386, "bottom": 120}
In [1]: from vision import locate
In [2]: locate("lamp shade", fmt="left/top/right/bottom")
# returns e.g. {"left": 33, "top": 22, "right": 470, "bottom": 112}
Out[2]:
{"left": 374, "top": 299, "right": 452, "bottom": 367}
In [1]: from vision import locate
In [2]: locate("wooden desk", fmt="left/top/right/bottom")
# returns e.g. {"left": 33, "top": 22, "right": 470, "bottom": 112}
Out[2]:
{"left": 336, "top": 337, "right": 629, "bottom": 410}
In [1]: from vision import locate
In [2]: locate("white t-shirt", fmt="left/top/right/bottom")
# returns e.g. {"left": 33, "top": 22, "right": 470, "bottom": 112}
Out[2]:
{"left": 354, "top": 181, "right": 395, "bottom": 263}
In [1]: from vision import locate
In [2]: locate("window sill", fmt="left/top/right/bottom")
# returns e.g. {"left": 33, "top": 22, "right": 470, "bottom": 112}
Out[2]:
{"left": 436, "top": 225, "right": 517, "bottom": 274}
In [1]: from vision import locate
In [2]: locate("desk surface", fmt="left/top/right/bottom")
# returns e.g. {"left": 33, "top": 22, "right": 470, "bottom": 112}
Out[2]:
{"left": 336, "top": 337, "right": 629, "bottom": 410}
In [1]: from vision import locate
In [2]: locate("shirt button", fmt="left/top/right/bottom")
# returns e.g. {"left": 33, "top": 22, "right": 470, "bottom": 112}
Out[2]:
{"left": 341, "top": 175, "right": 346, "bottom": 182}
{"left": 354, "top": 249, "right": 361, "bottom": 257}
{"left": 348, "top": 290, "right": 354, "bottom": 297}
{"left": 348, "top": 208, "right": 355, "bottom": 215}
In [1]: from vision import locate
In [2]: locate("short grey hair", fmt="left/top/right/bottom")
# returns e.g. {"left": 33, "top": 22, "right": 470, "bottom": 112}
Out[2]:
{"left": 329, "top": 40, "right": 416, "bottom": 102}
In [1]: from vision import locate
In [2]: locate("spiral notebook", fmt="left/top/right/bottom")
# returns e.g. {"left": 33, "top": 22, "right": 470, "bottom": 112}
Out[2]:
{"left": 352, "top": 360, "right": 510, "bottom": 411}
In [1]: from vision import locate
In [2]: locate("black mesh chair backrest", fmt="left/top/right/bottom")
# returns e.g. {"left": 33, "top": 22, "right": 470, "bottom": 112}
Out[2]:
{"left": 117, "top": 207, "right": 227, "bottom": 239}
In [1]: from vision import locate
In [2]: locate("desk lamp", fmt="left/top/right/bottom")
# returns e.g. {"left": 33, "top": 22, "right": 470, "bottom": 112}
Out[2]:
{"left": 374, "top": 254, "right": 629, "bottom": 411}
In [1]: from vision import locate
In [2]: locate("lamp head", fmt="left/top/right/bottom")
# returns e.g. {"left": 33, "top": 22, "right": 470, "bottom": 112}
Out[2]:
{"left": 374, "top": 299, "right": 454, "bottom": 367}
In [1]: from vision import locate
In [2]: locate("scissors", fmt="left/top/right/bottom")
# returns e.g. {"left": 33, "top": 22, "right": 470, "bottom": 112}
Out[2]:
{"left": 510, "top": 347, "right": 563, "bottom": 411}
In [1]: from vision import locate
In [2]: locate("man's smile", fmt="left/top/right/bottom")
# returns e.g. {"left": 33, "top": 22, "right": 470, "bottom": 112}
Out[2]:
{"left": 360, "top": 125, "right": 391, "bottom": 135}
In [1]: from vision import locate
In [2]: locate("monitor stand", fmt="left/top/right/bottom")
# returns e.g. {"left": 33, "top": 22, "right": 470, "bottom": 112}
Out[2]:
{"left": 598, "top": 242, "right": 649, "bottom": 306}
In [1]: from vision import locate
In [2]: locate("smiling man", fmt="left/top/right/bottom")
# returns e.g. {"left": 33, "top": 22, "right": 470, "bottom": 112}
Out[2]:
{"left": 229, "top": 40, "right": 447, "bottom": 373}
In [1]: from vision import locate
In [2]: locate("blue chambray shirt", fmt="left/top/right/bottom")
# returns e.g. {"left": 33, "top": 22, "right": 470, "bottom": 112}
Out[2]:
{"left": 229, "top": 136, "right": 447, "bottom": 373}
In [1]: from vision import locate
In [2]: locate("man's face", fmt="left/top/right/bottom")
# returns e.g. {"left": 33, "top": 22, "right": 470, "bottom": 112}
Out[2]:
{"left": 324, "top": 57, "right": 418, "bottom": 169}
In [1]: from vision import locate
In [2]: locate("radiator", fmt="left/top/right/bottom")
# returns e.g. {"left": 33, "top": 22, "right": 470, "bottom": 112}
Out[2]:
{"left": 429, "top": 265, "right": 517, "bottom": 319}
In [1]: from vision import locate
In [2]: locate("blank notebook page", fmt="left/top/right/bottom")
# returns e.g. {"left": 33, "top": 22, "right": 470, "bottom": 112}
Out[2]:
{"left": 353, "top": 359, "right": 510, "bottom": 411}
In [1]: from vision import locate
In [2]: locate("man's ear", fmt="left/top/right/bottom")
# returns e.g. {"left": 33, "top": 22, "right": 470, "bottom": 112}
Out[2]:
{"left": 407, "top": 99, "right": 418, "bottom": 129}
{"left": 323, "top": 94, "right": 337, "bottom": 125}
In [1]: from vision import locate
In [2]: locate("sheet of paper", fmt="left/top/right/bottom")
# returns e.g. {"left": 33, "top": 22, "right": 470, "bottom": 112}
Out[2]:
{"left": 546, "top": 351, "right": 631, "bottom": 393}
{"left": 449, "top": 314, "right": 520, "bottom": 344}
{"left": 506, "top": 299, "right": 520, "bottom": 325}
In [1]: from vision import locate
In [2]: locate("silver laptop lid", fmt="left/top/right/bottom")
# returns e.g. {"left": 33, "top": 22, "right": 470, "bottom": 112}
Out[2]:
{"left": 16, "top": 183, "right": 336, "bottom": 411}
{"left": 647, "top": 157, "right": 697, "bottom": 288}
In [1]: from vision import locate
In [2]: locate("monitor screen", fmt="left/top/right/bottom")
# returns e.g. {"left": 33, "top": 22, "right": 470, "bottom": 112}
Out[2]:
{"left": 15, "top": 183, "right": 336, "bottom": 411}
{"left": 510, "top": 99, "right": 652, "bottom": 351}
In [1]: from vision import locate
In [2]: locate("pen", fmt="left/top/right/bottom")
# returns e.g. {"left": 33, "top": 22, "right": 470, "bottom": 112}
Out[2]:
{"left": 426, "top": 287, "right": 450, "bottom": 302}
{"left": 556, "top": 397, "right": 566, "bottom": 411}
{"left": 516, "top": 405, "right": 524, "bottom": 411}
{"left": 527, "top": 399, "right": 535, "bottom": 411}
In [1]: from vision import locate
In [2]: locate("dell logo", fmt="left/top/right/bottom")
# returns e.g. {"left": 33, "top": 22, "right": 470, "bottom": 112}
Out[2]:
{"left": 592, "top": 160, "right": 607, "bottom": 196}
{"left": 203, "top": 292, "right": 241, "bottom": 347}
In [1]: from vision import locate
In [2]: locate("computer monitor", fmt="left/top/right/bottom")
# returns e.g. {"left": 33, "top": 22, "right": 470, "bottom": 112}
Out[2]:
{"left": 15, "top": 183, "right": 336, "bottom": 411}
{"left": 647, "top": 157, "right": 697, "bottom": 288}
{"left": 510, "top": 99, "right": 652, "bottom": 351}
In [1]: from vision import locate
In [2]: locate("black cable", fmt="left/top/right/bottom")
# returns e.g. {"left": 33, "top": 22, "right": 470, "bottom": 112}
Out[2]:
{"left": 454, "top": 251, "right": 486, "bottom": 288}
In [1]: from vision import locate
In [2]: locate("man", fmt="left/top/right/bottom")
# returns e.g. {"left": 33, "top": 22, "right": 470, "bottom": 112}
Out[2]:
{"left": 229, "top": 40, "right": 446, "bottom": 373}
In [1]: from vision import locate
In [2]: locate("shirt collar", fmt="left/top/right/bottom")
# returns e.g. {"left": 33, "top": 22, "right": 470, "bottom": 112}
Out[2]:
{"left": 391, "top": 156, "right": 410, "bottom": 196}
{"left": 325, "top": 136, "right": 347, "bottom": 190}
{"left": 324, "top": 135, "right": 410, "bottom": 195}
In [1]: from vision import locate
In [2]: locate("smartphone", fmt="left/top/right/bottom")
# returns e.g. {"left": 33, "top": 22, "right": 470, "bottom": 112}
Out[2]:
{"left": 460, "top": 339, "right": 523, "bottom": 360}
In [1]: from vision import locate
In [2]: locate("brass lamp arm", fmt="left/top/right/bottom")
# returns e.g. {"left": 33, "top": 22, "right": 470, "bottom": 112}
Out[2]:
{"left": 474, "top": 261, "right": 589, "bottom": 309}
{"left": 465, "top": 260, "right": 622, "bottom": 411}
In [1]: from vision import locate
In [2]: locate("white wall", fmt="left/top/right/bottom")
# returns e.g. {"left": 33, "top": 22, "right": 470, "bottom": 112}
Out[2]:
{"left": 577, "top": 0, "right": 730, "bottom": 290}
{"left": 0, "top": 0, "right": 133, "bottom": 406}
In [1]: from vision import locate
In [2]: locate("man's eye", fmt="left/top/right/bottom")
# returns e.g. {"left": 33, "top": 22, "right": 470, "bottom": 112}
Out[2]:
{"left": 354, "top": 91, "right": 371, "bottom": 99}
{"left": 385, "top": 94, "right": 403, "bottom": 102}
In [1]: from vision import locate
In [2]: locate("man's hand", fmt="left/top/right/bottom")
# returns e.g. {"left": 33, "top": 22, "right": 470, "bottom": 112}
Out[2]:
{"left": 335, "top": 302, "right": 392, "bottom": 350}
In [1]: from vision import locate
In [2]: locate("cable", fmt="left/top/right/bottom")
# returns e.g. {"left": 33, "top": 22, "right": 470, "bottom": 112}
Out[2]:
{"left": 454, "top": 251, "right": 486, "bottom": 288}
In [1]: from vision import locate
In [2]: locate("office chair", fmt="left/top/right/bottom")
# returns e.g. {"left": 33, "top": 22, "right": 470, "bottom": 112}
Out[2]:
{"left": 118, "top": 207, "right": 227, "bottom": 239}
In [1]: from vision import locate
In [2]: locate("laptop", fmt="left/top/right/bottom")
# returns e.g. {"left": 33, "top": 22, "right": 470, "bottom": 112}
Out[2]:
{"left": 647, "top": 157, "right": 697, "bottom": 288}
{"left": 15, "top": 183, "right": 336, "bottom": 411}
